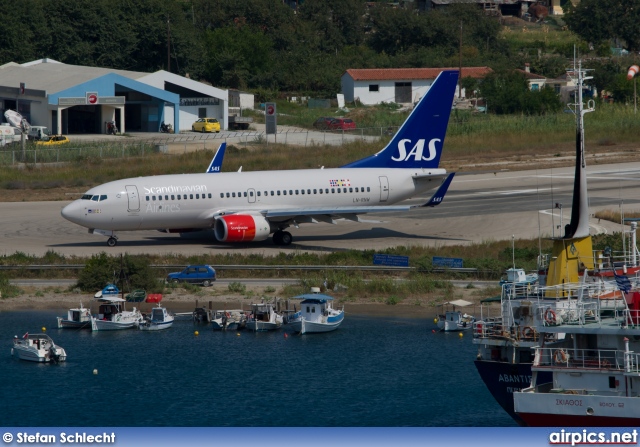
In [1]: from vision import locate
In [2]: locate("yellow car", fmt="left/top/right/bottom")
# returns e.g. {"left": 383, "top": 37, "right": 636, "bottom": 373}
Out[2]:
{"left": 36, "top": 135, "right": 70, "bottom": 145}
{"left": 192, "top": 118, "right": 220, "bottom": 133}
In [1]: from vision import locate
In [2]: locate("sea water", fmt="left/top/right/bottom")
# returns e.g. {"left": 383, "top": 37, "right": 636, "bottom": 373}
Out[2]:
{"left": 0, "top": 310, "right": 515, "bottom": 427}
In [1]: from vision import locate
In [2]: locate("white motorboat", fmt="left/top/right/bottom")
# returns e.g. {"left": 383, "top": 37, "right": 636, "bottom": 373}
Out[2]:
{"left": 91, "top": 297, "right": 142, "bottom": 331}
{"left": 211, "top": 309, "right": 246, "bottom": 331}
{"left": 245, "top": 302, "right": 283, "bottom": 332}
{"left": 288, "top": 288, "right": 344, "bottom": 334}
{"left": 436, "top": 299, "right": 475, "bottom": 331}
{"left": 11, "top": 333, "right": 67, "bottom": 363}
{"left": 57, "top": 303, "right": 92, "bottom": 329}
{"left": 139, "top": 305, "right": 174, "bottom": 331}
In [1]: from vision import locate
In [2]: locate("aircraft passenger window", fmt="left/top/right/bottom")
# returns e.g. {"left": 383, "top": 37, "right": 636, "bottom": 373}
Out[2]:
{"left": 300, "top": 190, "right": 304, "bottom": 195}
{"left": 100, "top": 195, "right": 107, "bottom": 201}
{"left": 91, "top": 195, "right": 99, "bottom": 201}
{"left": 295, "top": 190, "right": 299, "bottom": 195}
{"left": 331, "top": 188, "right": 335, "bottom": 193}
{"left": 283, "top": 191, "right": 287, "bottom": 195}
{"left": 145, "top": 196, "right": 150, "bottom": 201}
{"left": 355, "top": 187, "right": 359, "bottom": 192}
{"left": 220, "top": 193, "right": 224, "bottom": 198}
{"left": 171, "top": 195, "right": 175, "bottom": 200}
{"left": 314, "top": 189, "right": 317, "bottom": 194}
{"left": 270, "top": 191, "right": 274, "bottom": 196}
{"left": 226, "top": 193, "right": 230, "bottom": 198}
{"left": 190, "top": 194, "right": 193, "bottom": 199}
{"left": 349, "top": 188, "right": 353, "bottom": 193}
{"left": 244, "top": 192, "right": 247, "bottom": 197}
{"left": 250, "top": 191, "right": 253, "bottom": 197}
{"left": 257, "top": 192, "right": 261, "bottom": 197}
{"left": 196, "top": 194, "right": 200, "bottom": 199}
{"left": 337, "top": 189, "right": 340, "bottom": 194}
{"left": 165, "top": 195, "right": 169, "bottom": 200}
{"left": 289, "top": 190, "right": 293, "bottom": 195}
{"left": 152, "top": 196, "right": 156, "bottom": 201}
{"left": 307, "top": 189, "right": 311, "bottom": 194}
{"left": 343, "top": 188, "right": 347, "bottom": 193}
{"left": 367, "top": 187, "right": 370, "bottom": 192}
{"left": 277, "top": 191, "right": 280, "bottom": 196}
{"left": 325, "top": 189, "right": 329, "bottom": 193}
{"left": 178, "top": 195, "right": 182, "bottom": 200}
{"left": 208, "top": 193, "right": 212, "bottom": 198}
{"left": 232, "top": 192, "right": 236, "bottom": 198}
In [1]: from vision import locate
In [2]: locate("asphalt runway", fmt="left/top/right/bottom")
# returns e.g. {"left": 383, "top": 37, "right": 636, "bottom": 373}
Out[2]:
{"left": 2, "top": 162, "right": 640, "bottom": 257}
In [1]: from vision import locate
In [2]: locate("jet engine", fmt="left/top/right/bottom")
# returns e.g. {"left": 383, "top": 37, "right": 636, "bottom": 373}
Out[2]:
{"left": 214, "top": 215, "right": 271, "bottom": 242}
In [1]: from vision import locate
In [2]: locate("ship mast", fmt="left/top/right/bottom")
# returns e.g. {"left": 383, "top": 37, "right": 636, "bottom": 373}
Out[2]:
{"left": 563, "top": 60, "right": 595, "bottom": 240}
{"left": 545, "top": 60, "right": 596, "bottom": 290}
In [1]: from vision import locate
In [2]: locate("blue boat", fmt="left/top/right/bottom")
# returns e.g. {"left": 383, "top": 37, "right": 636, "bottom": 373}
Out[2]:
{"left": 287, "top": 288, "right": 344, "bottom": 334}
{"left": 94, "top": 283, "right": 120, "bottom": 299}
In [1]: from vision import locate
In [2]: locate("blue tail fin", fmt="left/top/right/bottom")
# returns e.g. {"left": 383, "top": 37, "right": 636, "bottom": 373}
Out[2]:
{"left": 423, "top": 172, "right": 455, "bottom": 207}
{"left": 342, "top": 70, "right": 458, "bottom": 169}
{"left": 206, "top": 142, "right": 227, "bottom": 173}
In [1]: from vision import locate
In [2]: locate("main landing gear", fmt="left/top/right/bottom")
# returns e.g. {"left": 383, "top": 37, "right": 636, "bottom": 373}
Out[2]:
{"left": 273, "top": 230, "right": 292, "bottom": 246}
{"left": 107, "top": 237, "right": 118, "bottom": 247}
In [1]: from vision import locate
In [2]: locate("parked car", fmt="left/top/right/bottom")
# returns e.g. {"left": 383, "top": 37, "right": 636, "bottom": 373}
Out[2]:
{"left": 328, "top": 118, "right": 356, "bottom": 130}
{"left": 312, "top": 116, "right": 334, "bottom": 130}
{"left": 192, "top": 118, "right": 220, "bottom": 133}
{"left": 166, "top": 265, "right": 216, "bottom": 286}
{"left": 36, "top": 135, "right": 70, "bottom": 145}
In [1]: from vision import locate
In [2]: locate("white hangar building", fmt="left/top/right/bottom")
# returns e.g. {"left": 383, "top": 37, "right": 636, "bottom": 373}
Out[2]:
{"left": 0, "top": 58, "right": 228, "bottom": 134}
{"left": 341, "top": 67, "right": 493, "bottom": 105}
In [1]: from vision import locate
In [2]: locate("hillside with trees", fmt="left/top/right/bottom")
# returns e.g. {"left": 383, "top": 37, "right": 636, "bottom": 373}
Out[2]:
{"left": 0, "top": 0, "right": 638, "bottom": 112}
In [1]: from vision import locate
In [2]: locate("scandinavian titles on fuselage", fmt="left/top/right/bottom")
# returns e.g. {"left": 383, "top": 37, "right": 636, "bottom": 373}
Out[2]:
{"left": 143, "top": 184, "right": 207, "bottom": 195}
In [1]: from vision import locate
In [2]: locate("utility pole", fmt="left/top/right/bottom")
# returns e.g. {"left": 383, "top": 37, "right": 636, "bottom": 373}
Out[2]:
{"left": 167, "top": 19, "right": 171, "bottom": 72}
{"left": 458, "top": 21, "right": 462, "bottom": 99}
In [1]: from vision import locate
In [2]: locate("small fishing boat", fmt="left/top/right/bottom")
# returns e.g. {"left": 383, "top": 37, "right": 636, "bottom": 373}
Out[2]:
{"left": 245, "top": 302, "right": 283, "bottom": 332}
{"left": 288, "top": 288, "right": 344, "bottom": 334}
{"left": 211, "top": 309, "right": 246, "bottom": 331}
{"left": 436, "top": 299, "right": 475, "bottom": 332}
{"left": 139, "top": 305, "right": 174, "bottom": 331}
{"left": 499, "top": 268, "right": 538, "bottom": 288}
{"left": 11, "top": 333, "right": 67, "bottom": 363}
{"left": 91, "top": 297, "right": 143, "bottom": 331}
{"left": 94, "top": 283, "right": 119, "bottom": 298}
{"left": 56, "top": 303, "right": 92, "bottom": 329}
{"left": 126, "top": 289, "right": 147, "bottom": 303}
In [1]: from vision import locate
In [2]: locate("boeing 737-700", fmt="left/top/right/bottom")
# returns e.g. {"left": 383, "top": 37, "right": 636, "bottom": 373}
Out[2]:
{"left": 61, "top": 70, "right": 459, "bottom": 247}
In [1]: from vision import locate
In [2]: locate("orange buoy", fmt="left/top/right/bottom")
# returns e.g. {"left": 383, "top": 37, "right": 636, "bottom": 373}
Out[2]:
{"left": 628, "top": 65, "right": 639, "bottom": 80}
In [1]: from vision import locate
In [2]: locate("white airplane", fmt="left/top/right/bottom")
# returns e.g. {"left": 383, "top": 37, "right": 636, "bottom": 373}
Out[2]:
{"left": 61, "top": 70, "right": 459, "bottom": 247}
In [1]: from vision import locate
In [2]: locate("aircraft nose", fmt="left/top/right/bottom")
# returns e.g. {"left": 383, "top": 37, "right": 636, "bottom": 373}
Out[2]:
{"left": 61, "top": 202, "right": 82, "bottom": 225}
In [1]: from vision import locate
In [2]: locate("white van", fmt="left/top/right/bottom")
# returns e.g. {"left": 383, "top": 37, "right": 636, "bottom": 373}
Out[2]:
{"left": 0, "top": 125, "right": 19, "bottom": 147}
{"left": 28, "top": 126, "right": 50, "bottom": 141}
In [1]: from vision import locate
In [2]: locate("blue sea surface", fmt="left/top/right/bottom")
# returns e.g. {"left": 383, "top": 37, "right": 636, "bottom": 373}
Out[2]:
{"left": 0, "top": 310, "right": 515, "bottom": 427}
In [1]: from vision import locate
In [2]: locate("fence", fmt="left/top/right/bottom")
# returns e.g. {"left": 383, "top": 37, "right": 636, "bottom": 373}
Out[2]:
{"left": 0, "top": 126, "right": 400, "bottom": 166}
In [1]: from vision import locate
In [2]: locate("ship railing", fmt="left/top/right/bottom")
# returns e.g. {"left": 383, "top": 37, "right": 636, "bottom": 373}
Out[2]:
{"left": 535, "top": 293, "right": 630, "bottom": 328}
{"left": 532, "top": 346, "right": 623, "bottom": 371}
{"left": 624, "top": 352, "right": 640, "bottom": 375}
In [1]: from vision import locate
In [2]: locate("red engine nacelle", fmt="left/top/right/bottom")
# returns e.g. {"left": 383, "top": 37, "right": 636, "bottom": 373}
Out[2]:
{"left": 214, "top": 215, "right": 271, "bottom": 242}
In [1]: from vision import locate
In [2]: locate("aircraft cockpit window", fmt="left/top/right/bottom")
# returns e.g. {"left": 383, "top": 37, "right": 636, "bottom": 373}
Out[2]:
{"left": 81, "top": 194, "right": 93, "bottom": 200}
{"left": 91, "top": 195, "right": 99, "bottom": 201}
{"left": 100, "top": 195, "right": 107, "bottom": 201}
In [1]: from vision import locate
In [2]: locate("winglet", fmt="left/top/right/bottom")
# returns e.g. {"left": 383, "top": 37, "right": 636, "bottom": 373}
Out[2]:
{"left": 206, "top": 142, "right": 227, "bottom": 173}
{"left": 423, "top": 172, "right": 455, "bottom": 207}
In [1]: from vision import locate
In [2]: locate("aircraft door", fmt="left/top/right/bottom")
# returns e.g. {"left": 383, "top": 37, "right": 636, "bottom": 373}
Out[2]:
{"left": 125, "top": 185, "right": 140, "bottom": 212}
{"left": 247, "top": 188, "right": 256, "bottom": 203}
{"left": 379, "top": 176, "right": 389, "bottom": 202}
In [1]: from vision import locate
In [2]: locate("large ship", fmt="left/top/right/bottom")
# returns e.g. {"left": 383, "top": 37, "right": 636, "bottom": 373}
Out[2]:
{"left": 472, "top": 61, "right": 626, "bottom": 425}
{"left": 513, "top": 276, "right": 640, "bottom": 426}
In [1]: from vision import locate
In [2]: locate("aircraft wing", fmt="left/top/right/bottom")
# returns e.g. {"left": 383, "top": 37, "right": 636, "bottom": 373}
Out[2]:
{"left": 205, "top": 173, "right": 455, "bottom": 223}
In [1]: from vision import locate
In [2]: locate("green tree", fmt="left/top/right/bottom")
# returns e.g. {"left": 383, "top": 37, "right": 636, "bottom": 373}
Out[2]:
{"left": 565, "top": 0, "right": 640, "bottom": 52}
